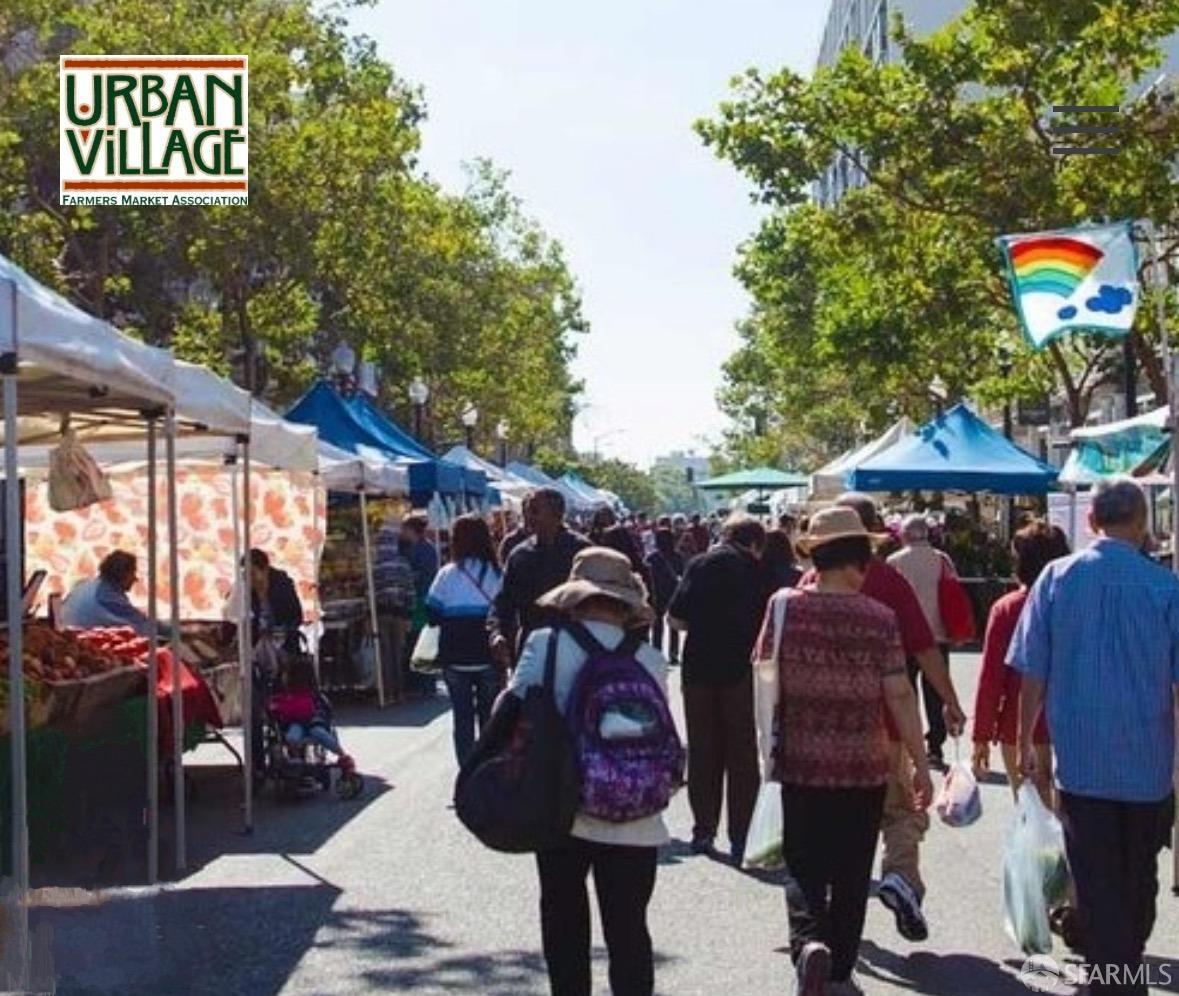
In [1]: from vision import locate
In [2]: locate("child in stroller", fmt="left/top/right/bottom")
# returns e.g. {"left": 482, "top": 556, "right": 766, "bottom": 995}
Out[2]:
{"left": 264, "top": 653, "right": 363, "bottom": 799}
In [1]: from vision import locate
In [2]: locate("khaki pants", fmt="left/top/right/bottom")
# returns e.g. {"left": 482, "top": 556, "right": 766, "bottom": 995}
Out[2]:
{"left": 881, "top": 741, "right": 929, "bottom": 901}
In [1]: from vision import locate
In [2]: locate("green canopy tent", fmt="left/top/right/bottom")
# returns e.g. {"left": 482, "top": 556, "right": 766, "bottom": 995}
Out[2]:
{"left": 696, "top": 467, "right": 808, "bottom": 491}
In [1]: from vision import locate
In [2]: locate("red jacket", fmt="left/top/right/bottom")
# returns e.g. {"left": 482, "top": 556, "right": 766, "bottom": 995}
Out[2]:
{"left": 973, "top": 588, "right": 1049, "bottom": 745}
{"left": 270, "top": 689, "right": 315, "bottom": 725}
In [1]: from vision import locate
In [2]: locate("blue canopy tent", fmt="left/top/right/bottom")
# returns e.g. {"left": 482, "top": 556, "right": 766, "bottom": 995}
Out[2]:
{"left": 286, "top": 381, "right": 463, "bottom": 500}
{"left": 560, "top": 472, "right": 611, "bottom": 509}
{"left": 346, "top": 393, "right": 486, "bottom": 500}
{"left": 848, "top": 403, "right": 1059, "bottom": 495}
{"left": 506, "top": 461, "right": 595, "bottom": 513}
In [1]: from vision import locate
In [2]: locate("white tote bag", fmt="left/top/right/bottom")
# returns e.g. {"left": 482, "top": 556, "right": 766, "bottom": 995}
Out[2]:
{"left": 752, "top": 591, "right": 788, "bottom": 779}
{"left": 409, "top": 625, "right": 441, "bottom": 673}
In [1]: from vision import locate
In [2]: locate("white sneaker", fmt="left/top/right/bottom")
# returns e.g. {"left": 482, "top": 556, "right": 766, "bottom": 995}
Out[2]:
{"left": 793, "top": 941, "right": 831, "bottom": 996}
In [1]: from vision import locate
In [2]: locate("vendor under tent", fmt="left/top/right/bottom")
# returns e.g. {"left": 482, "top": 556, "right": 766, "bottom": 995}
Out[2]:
{"left": 697, "top": 466, "right": 809, "bottom": 492}
{"left": 287, "top": 381, "right": 464, "bottom": 502}
{"left": 848, "top": 403, "right": 1058, "bottom": 495}
{"left": 810, "top": 419, "right": 913, "bottom": 500}
{"left": 15, "top": 357, "right": 256, "bottom": 876}
{"left": 0, "top": 252, "right": 179, "bottom": 973}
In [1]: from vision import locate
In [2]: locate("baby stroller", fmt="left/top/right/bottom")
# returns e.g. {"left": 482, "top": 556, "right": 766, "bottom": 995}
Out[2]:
{"left": 254, "top": 633, "right": 364, "bottom": 801}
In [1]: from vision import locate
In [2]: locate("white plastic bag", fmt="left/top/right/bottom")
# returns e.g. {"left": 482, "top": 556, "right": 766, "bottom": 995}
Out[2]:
{"left": 48, "top": 432, "right": 113, "bottom": 512}
{"left": 936, "top": 760, "right": 982, "bottom": 828}
{"left": 753, "top": 592, "right": 788, "bottom": 779}
{"left": 742, "top": 780, "right": 784, "bottom": 871}
{"left": 1003, "top": 782, "right": 1070, "bottom": 954}
{"left": 409, "top": 625, "right": 441, "bottom": 673}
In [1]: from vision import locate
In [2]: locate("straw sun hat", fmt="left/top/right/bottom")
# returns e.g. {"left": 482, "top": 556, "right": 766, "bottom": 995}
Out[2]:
{"left": 536, "top": 547, "right": 654, "bottom": 626}
{"left": 795, "top": 506, "right": 890, "bottom": 558}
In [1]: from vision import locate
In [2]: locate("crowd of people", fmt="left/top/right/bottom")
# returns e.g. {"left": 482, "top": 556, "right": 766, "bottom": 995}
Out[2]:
{"left": 260, "top": 474, "right": 1175, "bottom": 996}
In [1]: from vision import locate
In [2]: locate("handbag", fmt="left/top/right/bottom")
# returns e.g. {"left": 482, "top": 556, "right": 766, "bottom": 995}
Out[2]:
{"left": 753, "top": 591, "right": 788, "bottom": 780}
{"left": 409, "top": 625, "right": 442, "bottom": 674}
{"left": 937, "top": 558, "right": 976, "bottom": 644}
{"left": 454, "top": 630, "right": 581, "bottom": 852}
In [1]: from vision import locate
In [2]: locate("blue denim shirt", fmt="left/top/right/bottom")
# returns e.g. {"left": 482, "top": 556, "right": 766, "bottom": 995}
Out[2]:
{"left": 1007, "top": 537, "right": 1179, "bottom": 802}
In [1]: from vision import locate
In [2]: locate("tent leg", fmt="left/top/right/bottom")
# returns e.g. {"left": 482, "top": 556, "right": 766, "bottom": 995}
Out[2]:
{"left": 359, "top": 491, "right": 385, "bottom": 707}
{"left": 241, "top": 441, "right": 253, "bottom": 833}
{"left": 145, "top": 420, "right": 160, "bottom": 883}
{"left": 4, "top": 365, "right": 29, "bottom": 986}
{"left": 165, "top": 412, "right": 186, "bottom": 871}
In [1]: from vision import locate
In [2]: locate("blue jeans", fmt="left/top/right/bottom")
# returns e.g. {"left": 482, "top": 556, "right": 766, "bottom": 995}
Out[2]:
{"left": 443, "top": 666, "right": 501, "bottom": 765}
{"left": 285, "top": 722, "right": 343, "bottom": 758}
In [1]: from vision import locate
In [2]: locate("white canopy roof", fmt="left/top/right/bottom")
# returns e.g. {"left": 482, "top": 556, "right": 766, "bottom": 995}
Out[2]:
{"left": 810, "top": 418, "right": 913, "bottom": 500}
{"left": 174, "top": 360, "right": 251, "bottom": 435}
{"left": 318, "top": 441, "right": 409, "bottom": 494}
{"left": 0, "top": 253, "right": 175, "bottom": 415}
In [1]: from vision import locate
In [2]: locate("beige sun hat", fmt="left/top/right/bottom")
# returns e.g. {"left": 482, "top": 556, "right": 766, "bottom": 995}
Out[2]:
{"left": 795, "top": 506, "right": 890, "bottom": 558}
{"left": 536, "top": 546, "right": 654, "bottom": 626}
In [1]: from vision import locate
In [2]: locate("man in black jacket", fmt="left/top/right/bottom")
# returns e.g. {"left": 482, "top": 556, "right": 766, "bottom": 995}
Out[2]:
{"left": 669, "top": 515, "right": 769, "bottom": 865}
{"left": 489, "top": 487, "right": 589, "bottom": 666}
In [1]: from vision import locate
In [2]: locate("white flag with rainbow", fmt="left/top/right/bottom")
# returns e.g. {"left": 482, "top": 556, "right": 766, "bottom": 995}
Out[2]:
{"left": 996, "top": 221, "right": 1140, "bottom": 350}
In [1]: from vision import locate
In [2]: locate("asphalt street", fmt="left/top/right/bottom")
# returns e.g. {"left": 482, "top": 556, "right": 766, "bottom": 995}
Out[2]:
{"left": 31, "top": 652, "right": 1179, "bottom": 995}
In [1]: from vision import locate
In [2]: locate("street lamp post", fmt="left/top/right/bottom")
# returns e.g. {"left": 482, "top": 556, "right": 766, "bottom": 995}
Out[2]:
{"left": 408, "top": 377, "right": 429, "bottom": 443}
{"left": 331, "top": 343, "right": 356, "bottom": 395}
{"left": 496, "top": 420, "right": 509, "bottom": 466}
{"left": 462, "top": 404, "right": 479, "bottom": 452}
{"left": 928, "top": 375, "right": 949, "bottom": 417}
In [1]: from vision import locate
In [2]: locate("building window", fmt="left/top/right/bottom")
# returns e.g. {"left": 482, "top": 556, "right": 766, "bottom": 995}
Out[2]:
{"left": 877, "top": 0, "right": 889, "bottom": 62}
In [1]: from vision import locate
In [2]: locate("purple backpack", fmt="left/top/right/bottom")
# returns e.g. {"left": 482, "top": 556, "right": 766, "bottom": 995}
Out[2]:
{"left": 563, "top": 622, "right": 685, "bottom": 823}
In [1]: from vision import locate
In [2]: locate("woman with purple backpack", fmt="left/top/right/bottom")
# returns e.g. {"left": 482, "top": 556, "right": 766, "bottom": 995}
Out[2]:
{"left": 507, "top": 546, "right": 683, "bottom": 996}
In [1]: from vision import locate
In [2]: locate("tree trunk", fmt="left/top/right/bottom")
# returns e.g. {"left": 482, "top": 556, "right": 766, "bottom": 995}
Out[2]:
{"left": 1047, "top": 341, "right": 1086, "bottom": 426}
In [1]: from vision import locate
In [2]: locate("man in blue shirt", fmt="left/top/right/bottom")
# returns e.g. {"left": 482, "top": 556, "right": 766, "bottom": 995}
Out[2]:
{"left": 1009, "top": 478, "right": 1178, "bottom": 992}
{"left": 61, "top": 549, "right": 171, "bottom": 637}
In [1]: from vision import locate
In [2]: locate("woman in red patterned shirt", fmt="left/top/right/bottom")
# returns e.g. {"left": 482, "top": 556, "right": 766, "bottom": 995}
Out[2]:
{"left": 757, "top": 507, "right": 931, "bottom": 996}
{"left": 971, "top": 520, "right": 1067, "bottom": 805}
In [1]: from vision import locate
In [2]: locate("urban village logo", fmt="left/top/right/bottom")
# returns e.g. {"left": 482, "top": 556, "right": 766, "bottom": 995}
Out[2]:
{"left": 59, "top": 55, "right": 248, "bottom": 206}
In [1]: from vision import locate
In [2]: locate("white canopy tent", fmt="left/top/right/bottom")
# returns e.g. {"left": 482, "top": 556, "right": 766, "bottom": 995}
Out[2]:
{"left": 0, "top": 254, "right": 179, "bottom": 984}
{"left": 810, "top": 419, "right": 913, "bottom": 500}
{"left": 442, "top": 445, "right": 532, "bottom": 509}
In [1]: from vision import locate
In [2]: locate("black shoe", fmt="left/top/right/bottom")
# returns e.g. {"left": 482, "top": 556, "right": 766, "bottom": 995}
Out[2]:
{"left": 690, "top": 836, "right": 715, "bottom": 856}
{"left": 927, "top": 750, "right": 946, "bottom": 771}
{"left": 729, "top": 839, "right": 746, "bottom": 867}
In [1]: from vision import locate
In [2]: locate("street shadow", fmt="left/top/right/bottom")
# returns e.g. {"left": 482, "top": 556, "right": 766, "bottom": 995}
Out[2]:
{"left": 332, "top": 696, "right": 451, "bottom": 729}
{"left": 35, "top": 880, "right": 341, "bottom": 996}
{"left": 341, "top": 908, "right": 677, "bottom": 995}
{"left": 859, "top": 940, "right": 1028, "bottom": 995}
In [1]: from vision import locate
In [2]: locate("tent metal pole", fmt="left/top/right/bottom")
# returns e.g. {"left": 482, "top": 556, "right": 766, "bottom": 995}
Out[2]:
{"left": 229, "top": 448, "right": 249, "bottom": 832}
{"left": 165, "top": 411, "right": 186, "bottom": 871}
{"left": 145, "top": 419, "right": 160, "bottom": 883}
{"left": 359, "top": 490, "right": 385, "bottom": 707}
{"left": 311, "top": 474, "right": 323, "bottom": 678}
{"left": 4, "top": 354, "right": 29, "bottom": 985}
{"left": 241, "top": 439, "right": 253, "bottom": 832}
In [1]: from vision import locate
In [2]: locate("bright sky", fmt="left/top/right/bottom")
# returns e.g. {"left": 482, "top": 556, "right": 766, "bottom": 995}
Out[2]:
{"left": 349, "top": 1, "right": 829, "bottom": 468}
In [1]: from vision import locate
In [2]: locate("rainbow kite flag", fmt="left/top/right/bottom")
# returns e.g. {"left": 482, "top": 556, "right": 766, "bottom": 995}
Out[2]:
{"left": 996, "top": 221, "right": 1140, "bottom": 350}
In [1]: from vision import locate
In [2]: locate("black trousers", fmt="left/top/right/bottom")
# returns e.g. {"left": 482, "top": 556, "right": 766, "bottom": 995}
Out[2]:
{"left": 536, "top": 837, "right": 658, "bottom": 996}
{"left": 1057, "top": 791, "right": 1175, "bottom": 995}
{"left": 781, "top": 783, "right": 887, "bottom": 983}
{"left": 683, "top": 675, "right": 759, "bottom": 849}
{"left": 906, "top": 648, "right": 947, "bottom": 755}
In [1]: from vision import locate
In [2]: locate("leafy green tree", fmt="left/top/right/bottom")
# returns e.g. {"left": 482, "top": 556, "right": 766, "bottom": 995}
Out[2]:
{"left": 698, "top": 0, "right": 1179, "bottom": 461}
{"left": 0, "top": 0, "right": 583, "bottom": 451}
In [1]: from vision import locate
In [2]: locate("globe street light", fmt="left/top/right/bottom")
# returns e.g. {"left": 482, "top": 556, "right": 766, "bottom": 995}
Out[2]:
{"left": 462, "top": 404, "right": 479, "bottom": 451}
{"left": 331, "top": 343, "right": 356, "bottom": 394}
{"left": 928, "top": 374, "right": 949, "bottom": 417}
{"left": 496, "top": 419, "right": 510, "bottom": 466}
{"left": 408, "top": 377, "right": 429, "bottom": 441}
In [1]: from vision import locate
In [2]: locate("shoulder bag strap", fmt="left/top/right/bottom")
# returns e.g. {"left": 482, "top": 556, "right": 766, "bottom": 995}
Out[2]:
{"left": 457, "top": 561, "right": 495, "bottom": 605}
{"left": 770, "top": 590, "right": 789, "bottom": 663}
{"left": 563, "top": 618, "right": 609, "bottom": 658}
{"left": 542, "top": 628, "right": 560, "bottom": 698}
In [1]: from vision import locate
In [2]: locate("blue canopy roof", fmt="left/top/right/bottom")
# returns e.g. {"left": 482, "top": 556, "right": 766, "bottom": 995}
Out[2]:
{"left": 346, "top": 393, "right": 486, "bottom": 497}
{"left": 848, "top": 403, "right": 1059, "bottom": 496}
{"left": 286, "top": 381, "right": 464, "bottom": 498}
{"left": 506, "top": 461, "right": 595, "bottom": 512}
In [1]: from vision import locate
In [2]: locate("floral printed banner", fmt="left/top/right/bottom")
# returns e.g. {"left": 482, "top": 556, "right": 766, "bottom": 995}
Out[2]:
{"left": 26, "top": 467, "right": 325, "bottom": 622}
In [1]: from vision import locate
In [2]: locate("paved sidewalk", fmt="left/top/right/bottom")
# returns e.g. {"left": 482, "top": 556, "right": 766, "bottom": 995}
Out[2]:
{"left": 31, "top": 654, "right": 1179, "bottom": 994}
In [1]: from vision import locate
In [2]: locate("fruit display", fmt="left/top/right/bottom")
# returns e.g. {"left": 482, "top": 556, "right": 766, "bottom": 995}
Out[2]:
{"left": 13, "top": 625, "right": 148, "bottom": 683}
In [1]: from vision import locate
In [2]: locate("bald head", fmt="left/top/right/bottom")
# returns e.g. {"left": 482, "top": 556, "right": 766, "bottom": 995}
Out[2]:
{"left": 1089, "top": 477, "right": 1148, "bottom": 546}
